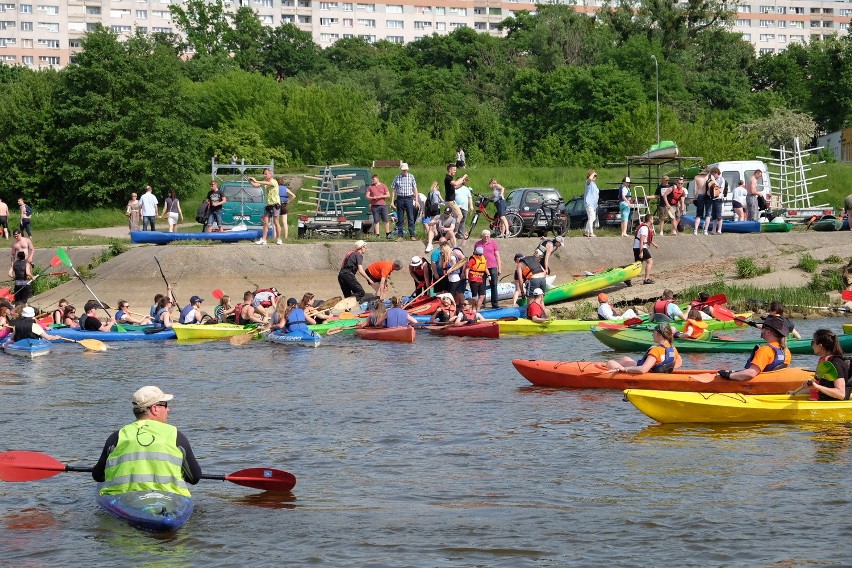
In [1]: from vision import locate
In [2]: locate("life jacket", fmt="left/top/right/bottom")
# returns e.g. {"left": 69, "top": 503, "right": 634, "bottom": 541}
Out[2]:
{"left": 667, "top": 186, "right": 684, "bottom": 206}
{"left": 527, "top": 301, "right": 545, "bottom": 320}
{"left": 52, "top": 309, "right": 63, "bottom": 325}
{"left": 153, "top": 307, "right": 168, "bottom": 325}
{"left": 254, "top": 288, "right": 279, "bottom": 308}
{"left": 99, "top": 420, "right": 190, "bottom": 497}
{"left": 682, "top": 319, "right": 708, "bottom": 339}
{"left": 433, "top": 305, "right": 456, "bottom": 322}
{"left": 467, "top": 255, "right": 487, "bottom": 283}
{"left": 534, "top": 239, "right": 558, "bottom": 258}
{"left": 12, "top": 259, "right": 27, "bottom": 282}
{"left": 518, "top": 256, "right": 544, "bottom": 282}
{"left": 411, "top": 260, "right": 428, "bottom": 284}
{"left": 385, "top": 307, "right": 409, "bottom": 328}
{"left": 12, "top": 317, "right": 39, "bottom": 341}
{"left": 340, "top": 250, "right": 361, "bottom": 272}
{"left": 634, "top": 223, "right": 653, "bottom": 248}
{"left": 233, "top": 304, "right": 245, "bottom": 324}
{"left": 637, "top": 344, "right": 677, "bottom": 373}
{"left": 745, "top": 344, "right": 788, "bottom": 372}
{"left": 459, "top": 309, "right": 478, "bottom": 324}
{"left": 653, "top": 299, "right": 672, "bottom": 316}
{"left": 179, "top": 304, "right": 196, "bottom": 324}
{"left": 619, "top": 186, "right": 631, "bottom": 203}
{"left": 285, "top": 308, "right": 308, "bottom": 332}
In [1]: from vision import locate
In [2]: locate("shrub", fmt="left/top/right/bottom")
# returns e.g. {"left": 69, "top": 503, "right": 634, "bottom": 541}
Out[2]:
{"left": 736, "top": 257, "right": 771, "bottom": 278}
{"left": 795, "top": 253, "right": 819, "bottom": 273}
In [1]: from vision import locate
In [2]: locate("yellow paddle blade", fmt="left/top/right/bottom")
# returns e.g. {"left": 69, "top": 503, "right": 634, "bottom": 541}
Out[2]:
{"left": 78, "top": 339, "right": 107, "bottom": 352}
{"left": 229, "top": 332, "right": 256, "bottom": 346}
{"left": 315, "top": 296, "right": 343, "bottom": 311}
{"left": 337, "top": 312, "right": 359, "bottom": 320}
{"left": 330, "top": 297, "right": 358, "bottom": 314}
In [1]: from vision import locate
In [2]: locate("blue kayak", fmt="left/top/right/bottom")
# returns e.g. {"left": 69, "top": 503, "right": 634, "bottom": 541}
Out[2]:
{"left": 266, "top": 329, "right": 322, "bottom": 347}
{"left": 680, "top": 215, "right": 761, "bottom": 234}
{"left": 412, "top": 305, "right": 524, "bottom": 324}
{"left": 50, "top": 326, "right": 176, "bottom": 342}
{"left": 97, "top": 490, "right": 193, "bottom": 531}
{"left": 2, "top": 338, "right": 51, "bottom": 358}
{"left": 131, "top": 229, "right": 262, "bottom": 244}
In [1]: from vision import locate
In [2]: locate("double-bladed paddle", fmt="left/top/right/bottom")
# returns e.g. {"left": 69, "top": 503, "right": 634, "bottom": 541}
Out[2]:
{"left": 154, "top": 257, "right": 179, "bottom": 306}
{"left": 402, "top": 257, "right": 467, "bottom": 309}
{"left": 55, "top": 248, "right": 125, "bottom": 332}
{"left": 712, "top": 305, "right": 758, "bottom": 327}
{"left": 0, "top": 451, "right": 296, "bottom": 491}
{"left": 841, "top": 290, "right": 852, "bottom": 301}
{"left": 52, "top": 336, "right": 108, "bottom": 352}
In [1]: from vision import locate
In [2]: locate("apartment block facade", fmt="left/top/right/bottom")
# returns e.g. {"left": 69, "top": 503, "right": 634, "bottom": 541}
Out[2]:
{"left": 0, "top": 0, "right": 849, "bottom": 70}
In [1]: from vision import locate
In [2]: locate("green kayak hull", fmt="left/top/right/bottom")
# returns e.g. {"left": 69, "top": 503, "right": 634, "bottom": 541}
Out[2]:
{"left": 521, "top": 262, "right": 643, "bottom": 306}
{"left": 309, "top": 318, "right": 362, "bottom": 335}
{"left": 760, "top": 222, "right": 793, "bottom": 233}
{"left": 591, "top": 326, "right": 852, "bottom": 354}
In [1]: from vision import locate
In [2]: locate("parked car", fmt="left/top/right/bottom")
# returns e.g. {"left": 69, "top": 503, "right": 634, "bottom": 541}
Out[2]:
{"left": 506, "top": 187, "right": 569, "bottom": 236}
{"left": 564, "top": 188, "right": 622, "bottom": 231}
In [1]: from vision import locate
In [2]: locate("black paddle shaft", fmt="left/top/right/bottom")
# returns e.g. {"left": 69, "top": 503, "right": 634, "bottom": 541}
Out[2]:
{"left": 154, "top": 257, "right": 179, "bottom": 306}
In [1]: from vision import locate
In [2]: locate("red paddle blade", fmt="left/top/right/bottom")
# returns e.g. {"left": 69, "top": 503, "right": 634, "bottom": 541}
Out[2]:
{"left": 212, "top": 289, "right": 224, "bottom": 300}
{"left": 624, "top": 317, "right": 644, "bottom": 326}
{"left": 0, "top": 451, "right": 66, "bottom": 482}
{"left": 712, "top": 306, "right": 735, "bottom": 321}
{"left": 842, "top": 290, "right": 852, "bottom": 301}
{"left": 50, "top": 255, "right": 62, "bottom": 267}
{"left": 223, "top": 468, "right": 296, "bottom": 491}
{"left": 0, "top": 287, "right": 8, "bottom": 297}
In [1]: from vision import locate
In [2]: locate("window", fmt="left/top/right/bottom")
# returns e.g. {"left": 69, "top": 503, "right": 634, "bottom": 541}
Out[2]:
{"left": 386, "top": 35, "right": 403, "bottom": 43}
{"left": 135, "top": 9, "right": 147, "bottom": 17}
{"left": 319, "top": 1, "right": 337, "bottom": 9}
{"left": 356, "top": 2, "right": 374, "bottom": 10}
{"left": 320, "top": 17, "right": 338, "bottom": 25}
{"left": 152, "top": 10, "right": 169, "bottom": 17}
{"left": 86, "top": 22, "right": 98, "bottom": 31}
{"left": 0, "top": 37, "right": 15, "bottom": 46}
{"left": 776, "top": 20, "right": 785, "bottom": 28}
{"left": 358, "top": 33, "right": 375, "bottom": 42}
{"left": 0, "top": 20, "right": 13, "bottom": 28}
{"left": 841, "top": 22, "right": 849, "bottom": 30}
{"left": 110, "top": 9, "right": 131, "bottom": 17}
{"left": 2, "top": 54, "right": 15, "bottom": 61}
{"left": 37, "top": 21, "right": 58, "bottom": 31}
{"left": 448, "top": 7, "right": 466, "bottom": 15}
{"left": 474, "top": 21, "right": 485, "bottom": 30}
{"left": 436, "top": 21, "right": 445, "bottom": 30}
{"left": 281, "top": 14, "right": 293, "bottom": 22}
{"left": 386, "top": 4, "right": 402, "bottom": 13}
{"left": 414, "top": 20, "right": 431, "bottom": 29}
{"left": 111, "top": 25, "right": 131, "bottom": 32}
{"left": 319, "top": 32, "right": 339, "bottom": 41}
{"left": 68, "top": 38, "right": 81, "bottom": 47}
{"left": 37, "top": 5, "right": 59, "bottom": 15}
{"left": 435, "top": 6, "right": 444, "bottom": 15}
{"left": 137, "top": 26, "right": 146, "bottom": 33}
{"left": 759, "top": 20, "right": 773, "bottom": 27}
{"left": 840, "top": 9, "right": 852, "bottom": 17}
{"left": 792, "top": 6, "right": 804, "bottom": 14}
{"left": 776, "top": 6, "right": 785, "bottom": 14}
{"left": 777, "top": 34, "right": 786, "bottom": 42}
{"left": 415, "top": 5, "right": 430, "bottom": 13}
{"left": 20, "top": 21, "right": 32, "bottom": 30}
{"left": 341, "top": 2, "right": 352, "bottom": 10}
{"left": 810, "top": 7, "right": 820, "bottom": 14}
{"left": 736, "top": 19, "right": 751, "bottom": 27}
{"left": 759, "top": 47, "right": 774, "bottom": 55}
{"left": 343, "top": 18, "right": 352, "bottom": 26}
{"left": 343, "top": 33, "right": 352, "bottom": 38}
{"left": 357, "top": 18, "right": 374, "bottom": 26}
{"left": 741, "top": 33, "right": 751, "bottom": 40}
{"left": 386, "top": 19, "right": 402, "bottom": 28}
{"left": 20, "top": 4, "right": 33, "bottom": 13}
{"left": 737, "top": 4, "right": 750, "bottom": 13}
{"left": 37, "top": 38, "right": 59, "bottom": 47}
{"left": 38, "top": 55, "right": 60, "bottom": 65}
{"left": 449, "top": 22, "right": 465, "bottom": 29}
{"left": 810, "top": 20, "right": 821, "bottom": 28}
{"left": 489, "top": 7, "right": 501, "bottom": 15}
{"left": 297, "top": 14, "right": 310, "bottom": 22}
{"left": 474, "top": 7, "right": 485, "bottom": 14}
{"left": 22, "top": 55, "right": 33, "bottom": 64}
{"left": 258, "top": 0, "right": 273, "bottom": 6}
{"left": 282, "top": 0, "right": 293, "bottom": 5}
{"left": 789, "top": 20, "right": 804, "bottom": 29}
{"left": 759, "top": 5, "right": 772, "bottom": 13}
{"left": 297, "top": 0, "right": 310, "bottom": 7}
{"left": 759, "top": 33, "right": 774, "bottom": 41}
{"left": 259, "top": 14, "right": 272, "bottom": 23}
{"left": 152, "top": 26, "right": 172, "bottom": 32}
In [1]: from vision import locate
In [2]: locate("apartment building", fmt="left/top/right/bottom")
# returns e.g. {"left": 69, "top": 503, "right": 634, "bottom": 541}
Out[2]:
{"left": 0, "top": 0, "right": 849, "bottom": 70}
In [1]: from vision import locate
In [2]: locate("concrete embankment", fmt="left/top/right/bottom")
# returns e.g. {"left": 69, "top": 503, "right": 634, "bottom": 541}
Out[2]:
{"left": 28, "top": 231, "right": 846, "bottom": 313}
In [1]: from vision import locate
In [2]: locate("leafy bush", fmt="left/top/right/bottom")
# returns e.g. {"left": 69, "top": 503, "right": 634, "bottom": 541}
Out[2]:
{"left": 736, "top": 257, "right": 771, "bottom": 279}
{"left": 795, "top": 253, "right": 819, "bottom": 273}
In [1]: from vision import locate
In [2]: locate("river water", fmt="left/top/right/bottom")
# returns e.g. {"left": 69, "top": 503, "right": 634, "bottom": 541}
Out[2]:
{"left": 1, "top": 319, "right": 850, "bottom": 567}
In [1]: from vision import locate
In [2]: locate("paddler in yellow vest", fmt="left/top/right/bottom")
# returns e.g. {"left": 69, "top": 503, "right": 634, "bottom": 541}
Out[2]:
{"left": 92, "top": 386, "right": 201, "bottom": 496}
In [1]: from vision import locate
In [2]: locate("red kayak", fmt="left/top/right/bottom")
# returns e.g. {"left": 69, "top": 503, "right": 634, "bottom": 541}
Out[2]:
{"left": 430, "top": 321, "right": 499, "bottom": 339}
{"left": 355, "top": 326, "right": 416, "bottom": 343}
{"left": 405, "top": 297, "right": 441, "bottom": 316}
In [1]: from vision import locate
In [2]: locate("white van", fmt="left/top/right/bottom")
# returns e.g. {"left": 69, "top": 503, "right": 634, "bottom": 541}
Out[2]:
{"left": 688, "top": 160, "right": 771, "bottom": 220}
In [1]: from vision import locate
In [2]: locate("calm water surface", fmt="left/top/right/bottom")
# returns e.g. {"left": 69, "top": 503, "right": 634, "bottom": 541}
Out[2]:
{"left": 1, "top": 319, "right": 850, "bottom": 567}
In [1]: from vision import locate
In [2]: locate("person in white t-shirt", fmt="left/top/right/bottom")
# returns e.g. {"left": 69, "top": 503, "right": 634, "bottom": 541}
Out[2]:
{"left": 596, "top": 293, "right": 637, "bottom": 321}
{"left": 139, "top": 185, "right": 159, "bottom": 231}
{"left": 731, "top": 179, "right": 747, "bottom": 221}
{"left": 454, "top": 184, "right": 474, "bottom": 239}
{"left": 633, "top": 213, "right": 658, "bottom": 284}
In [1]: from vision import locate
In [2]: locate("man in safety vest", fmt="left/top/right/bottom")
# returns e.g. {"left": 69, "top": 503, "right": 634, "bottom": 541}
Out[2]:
{"left": 92, "top": 386, "right": 201, "bottom": 496}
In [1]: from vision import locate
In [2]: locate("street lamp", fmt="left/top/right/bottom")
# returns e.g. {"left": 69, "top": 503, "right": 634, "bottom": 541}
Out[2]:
{"left": 650, "top": 55, "right": 660, "bottom": 145}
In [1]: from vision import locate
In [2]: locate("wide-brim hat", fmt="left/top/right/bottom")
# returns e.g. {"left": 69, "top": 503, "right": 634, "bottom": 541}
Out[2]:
{"left": 760, "top": 315, "right": 790, "bottom": 337}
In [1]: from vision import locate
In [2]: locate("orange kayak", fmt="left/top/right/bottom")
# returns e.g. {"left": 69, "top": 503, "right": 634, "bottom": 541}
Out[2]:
{"left": 511, "top": 359, "right": 810, "bottom": 394}
{"left": 355, "top": 326, "right": 416, "bottom": 343}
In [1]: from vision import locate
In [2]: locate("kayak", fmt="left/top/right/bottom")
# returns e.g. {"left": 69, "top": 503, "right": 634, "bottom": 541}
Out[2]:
{"left": 760, "top": 222, "right": 794, "bottom": 233}
{"left": 624, "top": 389, "right": 852, "bottom": 424}
{"left": 512, "top": 359, "right": 810, "bottom": 394}
{"left": 172, "top": 323, "right": 258, "bottom": 340}
{"left": 97, "top": 490, "right": 193, "bottom": 531}
{"left": 430, "top": 321, "right": 499, "bottom": 339}
{"left": 266, "top": 329, "right": 322, "bottom": 347}
{"left": 50, "top": 326, "right": 177, "bottom": 341}
{"left": 594, "top": 312, "right": 753, "bottom": 334}
{"left": 413, "top": 305, "right": 524, "bottom": 324}
{"left": 591, "top": 326, "right": 852, "bottom": 354}
{"left": 811, "top": 217, "right": 844, "bottom": 231}
{"left": 681, "top": 215, "right": 760, "bottom": 234}
{"left": 309, "top": 318, "right": 363, "bottom": 335}
{"left": 497, "top": 312, "right": 752, "bottom": 335}
{"left": 355, "top": 326, "right": 416, "bottom": 343}
{"left": 843, "top": 323, "right": 852, "bottom": 335}
{"left": 2, "top": 338, "right": 51, "bottom": 358}
{"left": 130, "top": 229, "right": 262, "bottom": 244}
{"left": 521, "top": 262, "right": 642, "bottom": 306}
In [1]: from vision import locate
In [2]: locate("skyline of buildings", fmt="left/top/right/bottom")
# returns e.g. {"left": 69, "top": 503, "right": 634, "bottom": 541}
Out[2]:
{"left": 0, "top": 0, "right": 850, "bottom": 70}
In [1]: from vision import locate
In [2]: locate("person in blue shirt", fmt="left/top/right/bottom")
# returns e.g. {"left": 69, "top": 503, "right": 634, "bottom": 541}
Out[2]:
{"left": 383, "top": 296, "right": 417, "bottom": 328}
{"left": 583, "top": 170, "right": 599, "bottom": 237}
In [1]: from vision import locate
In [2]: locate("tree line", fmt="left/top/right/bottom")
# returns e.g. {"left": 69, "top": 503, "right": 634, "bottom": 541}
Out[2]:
{"left": 0, "top": 0, "right": 849, "bottom": 208}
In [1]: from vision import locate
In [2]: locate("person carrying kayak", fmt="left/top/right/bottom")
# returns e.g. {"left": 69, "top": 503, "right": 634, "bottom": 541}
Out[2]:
{"left": 606, "top": 323, "right": 681, "bottom": 374}
{"left": 526, "top": 288, "right": 549, "bottom": 323}
{"left": 533, "top": 235, "right": 564, "bottom": 275}
{"left": 510, "top": 253, "right": 546, "bottom": 306}
{"left": 716, "top": 315, "right": 791, "bottom": 381}
{"left": 92, "top": 386, "right": 201, "bottom": 497}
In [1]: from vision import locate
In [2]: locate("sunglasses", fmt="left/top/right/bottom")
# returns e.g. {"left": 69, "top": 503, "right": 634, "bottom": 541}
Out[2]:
{"left": 152, "top": 401, "right": 169, "bottom": 409}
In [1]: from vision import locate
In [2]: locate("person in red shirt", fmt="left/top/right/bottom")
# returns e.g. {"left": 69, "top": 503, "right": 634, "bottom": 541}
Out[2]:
{"left": 525, "top": 288, "right": 549, "bottom": 323}
{"left": 367, "top": 174, "right": 392, "bottom": 239}
{"left": 365, "top": 260, "right": 403, "bottom": 299}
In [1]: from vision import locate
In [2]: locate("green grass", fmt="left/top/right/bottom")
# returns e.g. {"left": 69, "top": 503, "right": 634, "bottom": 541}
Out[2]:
{"left": 735, "top": 257, "right": 772, "bottom": 278}
{"left": 679, "top": 281, "right": 835, "bottom": 315}
{"left": 824, "top": 254, "right": 843, "bottom": 264}
{"left": 795, "top": 252, "right": 819, "bottom": 273}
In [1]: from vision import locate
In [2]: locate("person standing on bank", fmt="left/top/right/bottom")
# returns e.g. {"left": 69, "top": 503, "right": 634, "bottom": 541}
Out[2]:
{"left": 92, "top": 386, "right": 202, "bottom": 498}
{"left": 17, "top": 198, "right": 33, "bottom": 238}
{"left": 9, "top": 250, "right": 32, "bottom": 305}
{"left": 391, "top": 163, "right": 418, "bottom": 242}
{"left": 139, "top": 186, "right": 158, "bottom": 232}
{"left": 126, "top": 192, "right": 142, "bottom": 233}
{"left": 249, "top": 168, "right": 281, "bottom": 245}
{"left": 205, "top": 181, "right": 227, "bottom": 233}
{"left": 746, "top": 169, "right": 763, "bottom": 222}
{"left": 367, "top": 174, "right": 392, "bottom": 240}
{"left": 161, "top": 189, "right": 184, "bottom": 233}
{"left": 338, "top": 240, "right": 370, "bottom": 302}
{"left": 474, "top": 230, "right": 502, "bottom": 309}
{"left": 277, "top": 178, "right": 297, "bottom": 241}
{"left": 692, "top": 169, "right": 708, "bottom": 235}
{"left": 0, "top": 197, "right": 9, "bottom": 239}
{"left": 10, "top": 228, "right": 34, "bottom": 269}
{"left": 634, "top": 213, "right": 658, "bottom": 285}
{"left": 618, "top": 177, "right": 632, "bottom": 237}
{"left": 583, "top": 170, "right": 599, "bottom": 238}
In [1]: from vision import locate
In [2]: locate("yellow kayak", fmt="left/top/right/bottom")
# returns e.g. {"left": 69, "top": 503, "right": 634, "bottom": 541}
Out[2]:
{"left": 624, "top": 389, "right": 852, "bottom": 424}
{"left": 172, "top": 323, "right": 257, "bottom": 340}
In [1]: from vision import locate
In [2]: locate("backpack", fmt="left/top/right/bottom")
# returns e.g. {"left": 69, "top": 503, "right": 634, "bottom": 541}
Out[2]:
{"left": 425, "top": 192, "right": 441, "bottom": 217}
{"left": 195, "top": 201, "right": 209, "bottom": 224}
{"left": 25, "top": 204, "right": 32, "bottom": 216}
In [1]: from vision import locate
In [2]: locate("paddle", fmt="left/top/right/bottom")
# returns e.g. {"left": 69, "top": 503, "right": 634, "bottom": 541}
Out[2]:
{"left": 691, "top": 293, "right": 727, "bottom": 308}
{"left": 0, "top": 451, "right": 296, "bottom": 491}
{"left": 327, "top": 324, "right": 359, "bottom": 335}
{"left": 212, "top": 289, "right": 224, "bottom": 300}
{"left": 53, "top": 336, "right": 108, "bottom": 352}
{"left": 229, "top": 330, "right": 262, "bottom": 345}
{"left": 402, "top": 257, "right": 467, "bottom": 309}
{"left": 790, "top": 361, "right": 838, "bottom": 395}
{"left": 154, "top": 256, "right": 179, "bottom": 306}
{"left": 841, "top": 290, "right": 852, "bottom": 301}
{"left": 688, "top": 373, "right": 717, "bottom": 383}
{"left": 56, "top": 248, "right": 125, "bottom": 332}
{"left": 336, "top": 312, "right": 360, "bottom": 320}
{"left": 712, "top": 305, "right": 758, "bottom": 327}
{"left": 314, "top": 296, "right": 343, "bottom": 311}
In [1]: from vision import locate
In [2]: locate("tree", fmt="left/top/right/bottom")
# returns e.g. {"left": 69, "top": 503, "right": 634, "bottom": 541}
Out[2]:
{"left": 260, "top": 23, "right": 322, "bottom": 79}
{"left": 169, "top": 0, "right": 232, "bottom": 57}
{"left": 743, "top": 107, "right": 816, "bottom": 149}
{"left": 227, "top": 7, "right": 266, "bottom": 71}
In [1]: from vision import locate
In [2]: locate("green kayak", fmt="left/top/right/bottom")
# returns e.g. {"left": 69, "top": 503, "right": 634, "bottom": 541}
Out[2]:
{"left": 520, "top": 262, "right": 642, "bottom": 306}
{"left": 309, "top": 318, "right": 362, "bottom": 335}
{"left": 812, "top": 218, "right": 843, "bottom": 231}
{"left": 498, "top": 312, "right": 750, "bottom": 334}
{"left": 760, "top": 222, "right": 793, "bottom": 233}
{"left": 591, "top": 326, "right": 852, "bottom": 354}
